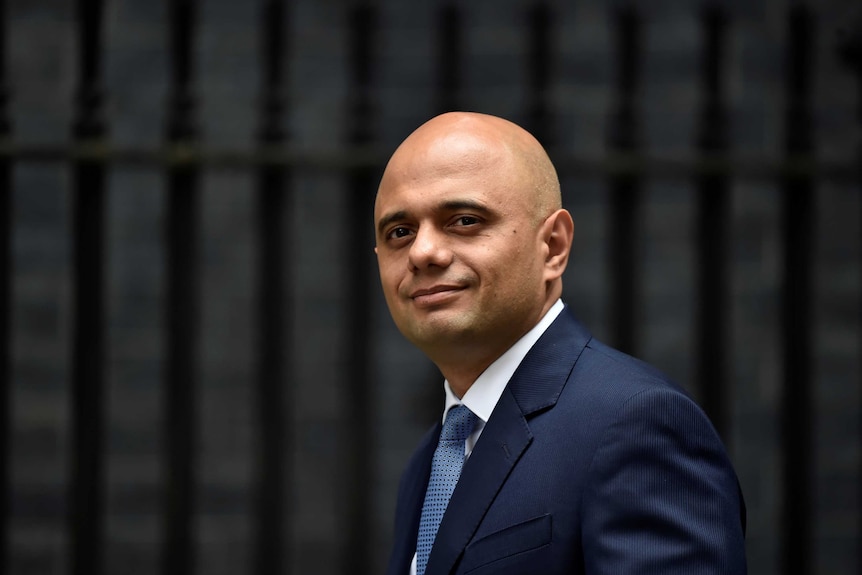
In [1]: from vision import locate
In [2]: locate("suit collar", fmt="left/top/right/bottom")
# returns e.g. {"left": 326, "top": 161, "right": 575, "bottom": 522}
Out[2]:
{"left": 506, "top": 305, "right": 591, "bottom": 415}
{"left": 423, "top": 307, "right": 592, "bottom": 574}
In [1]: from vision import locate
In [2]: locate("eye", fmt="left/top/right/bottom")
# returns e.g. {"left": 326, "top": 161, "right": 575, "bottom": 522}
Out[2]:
{"left": 387, "top": 226, "right": 413, "bottom": 240}
{"left": 453, "top": 215, "right": 480, "bottom": 227}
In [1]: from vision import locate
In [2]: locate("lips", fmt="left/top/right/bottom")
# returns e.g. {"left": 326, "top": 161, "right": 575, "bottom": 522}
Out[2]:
{"left": 409, "top": 285, "right": 465, "bottom": 307}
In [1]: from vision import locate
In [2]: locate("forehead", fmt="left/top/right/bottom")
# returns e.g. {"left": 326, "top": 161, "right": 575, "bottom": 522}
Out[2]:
{"left": 375, "top": 133, "right": 521, "bottom": 219}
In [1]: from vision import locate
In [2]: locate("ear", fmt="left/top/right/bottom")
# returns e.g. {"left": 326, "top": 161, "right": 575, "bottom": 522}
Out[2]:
{"left": 541, "top": 209, "right": 574, "bottom": 281}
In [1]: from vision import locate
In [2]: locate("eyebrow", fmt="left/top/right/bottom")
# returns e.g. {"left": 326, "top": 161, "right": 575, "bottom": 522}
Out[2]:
{"left": 376, "top": 210, "right": 409, "bottom": 237}
{"left": 376, "top": 199, "right": 494, "bottom": 237}
{"left": 440, "top": 199, "right": 493, "bottom": 215}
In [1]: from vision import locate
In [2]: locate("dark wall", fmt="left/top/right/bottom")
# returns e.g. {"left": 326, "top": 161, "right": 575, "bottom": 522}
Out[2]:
{"left": 2, "top": 1, "right": 860, "bottom": 575}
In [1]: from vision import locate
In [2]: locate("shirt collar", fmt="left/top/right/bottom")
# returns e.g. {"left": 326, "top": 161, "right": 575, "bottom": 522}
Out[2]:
{"left": 442, "top": 299, "right": 565, "bottom": 424}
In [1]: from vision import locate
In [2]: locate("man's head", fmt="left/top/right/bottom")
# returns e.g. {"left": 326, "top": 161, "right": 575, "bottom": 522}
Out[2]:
{"left": 374, "top": 112, "right": 574, "bottom": 392}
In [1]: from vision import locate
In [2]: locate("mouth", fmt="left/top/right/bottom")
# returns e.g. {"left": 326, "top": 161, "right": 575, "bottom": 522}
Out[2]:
{"left": 409, "top": 285, "right": 466, "bottom": 307}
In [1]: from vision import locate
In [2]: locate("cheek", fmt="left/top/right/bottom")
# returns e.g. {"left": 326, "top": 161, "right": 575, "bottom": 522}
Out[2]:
{"left": 493, "top": 242, "right": 542, "bottom": 286}
{"left": 379, "top": 261, "right": 406, "bottom": 297}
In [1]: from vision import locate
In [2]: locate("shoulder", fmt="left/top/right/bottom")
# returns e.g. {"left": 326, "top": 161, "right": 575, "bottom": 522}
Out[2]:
{"left": 548, "top": 333, "right": 726, "bottom": 460}
{"left": 567, "top": 339, "right": 734, "bottom": 486}
{"left": 566, "top": 335, "right": 695, "bottom": 410}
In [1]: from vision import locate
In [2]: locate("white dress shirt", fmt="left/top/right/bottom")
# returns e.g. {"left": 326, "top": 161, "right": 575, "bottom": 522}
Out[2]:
{"left": 409, "top": 299, "right": 565, "bottom": 575}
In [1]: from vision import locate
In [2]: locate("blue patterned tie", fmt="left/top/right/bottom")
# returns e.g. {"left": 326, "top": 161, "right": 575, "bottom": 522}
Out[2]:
{"left": 415, "top": 404, "right": 478, "bottom": 575}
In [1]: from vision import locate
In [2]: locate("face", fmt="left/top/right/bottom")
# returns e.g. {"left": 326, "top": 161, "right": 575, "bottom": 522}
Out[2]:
{"left": 374, "top": 125, "right": 552, "bottom": 362}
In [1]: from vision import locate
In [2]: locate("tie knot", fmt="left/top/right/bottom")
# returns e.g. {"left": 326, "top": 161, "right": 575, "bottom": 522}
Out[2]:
{"left": 440, "top": 404, "right": 477, "bottom": 442}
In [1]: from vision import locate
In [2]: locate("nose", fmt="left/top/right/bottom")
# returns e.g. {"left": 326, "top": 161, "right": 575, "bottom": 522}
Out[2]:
{"left": 407, "top": 225, "right": 453, "bottom": 271}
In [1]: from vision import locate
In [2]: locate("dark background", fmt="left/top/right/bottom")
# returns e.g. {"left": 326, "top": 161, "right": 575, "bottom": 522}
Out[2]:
{"left": 1, "top": 1, "right": 860, "bottom": 574}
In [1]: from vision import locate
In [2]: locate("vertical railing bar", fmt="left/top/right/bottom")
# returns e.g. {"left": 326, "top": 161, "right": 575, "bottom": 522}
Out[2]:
{"left": 695, "top": 4, "right": 730, "bottom": 440}
{"left": 70, "top": 186, "right": 106, "bottom": 575}
{"left": 0, "top": 178, "right": 6, "bottom": 575}
{"left": 835, "top": 9, "right": 862, "bottom": 571}
{"left": 858, "top": 88, "right": 862, "bottom": 575}
{"left": 163, "top": 174, "right": 198, "bottom": 575}
{"left": 780, "top": 5, "right": 814, "bottom": 575}
{"left": 607, "top": 4, "right": 641, "bottom": 355}
{"left": 254, "top": 0, "right": 289, "bottom": 574}
{"left": 254, "top": 168, "right": 287, "bottom": 575}
{"left": 0, "top": 0, "right": 10, "bottom": 570}
{"left": 526, "top": 1, "right": 553, "bottom": 147}
{"left": 70, "top": 1, "right": 108, "bottom": 575}
{"left": 0, "top": 146, "right": 6, "bottom": 575}
{"left": 167, "top": 0, "right": 197, "bottom": 142}
{"left": 435, "top": 3, "right": 460, "bottom": 114}
{"left": 163, "top": 2, "right": 199, "bottom": 575}
{"left": 345, "top": 4, "right": 376, "bottom": 573}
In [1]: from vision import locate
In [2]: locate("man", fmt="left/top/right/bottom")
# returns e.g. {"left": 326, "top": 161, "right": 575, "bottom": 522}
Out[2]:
{"left": 375, "top": 111, "right": 746, "bottom": 575}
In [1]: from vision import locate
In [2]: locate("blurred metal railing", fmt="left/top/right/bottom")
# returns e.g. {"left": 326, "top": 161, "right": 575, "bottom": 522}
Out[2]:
{"left": 0, "top": 2, "right": 860, "bottom": 575}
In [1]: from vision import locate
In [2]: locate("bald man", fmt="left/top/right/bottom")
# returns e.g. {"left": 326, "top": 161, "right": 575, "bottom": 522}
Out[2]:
{"left": 375, "top": 112, "right": 747, "bottom": 575}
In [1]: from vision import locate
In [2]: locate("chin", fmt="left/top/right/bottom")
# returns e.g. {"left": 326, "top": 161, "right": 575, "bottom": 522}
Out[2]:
{"left": 398, "top": 303, "right": 483, "bottom": 335}
{"left": 407, "top": 321, "right": 479, "bottom": 349}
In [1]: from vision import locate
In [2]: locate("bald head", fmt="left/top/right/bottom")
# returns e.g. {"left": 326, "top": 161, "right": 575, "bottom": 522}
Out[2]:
{"left": 377, "top": 112, "right": 561, "bottom": 223}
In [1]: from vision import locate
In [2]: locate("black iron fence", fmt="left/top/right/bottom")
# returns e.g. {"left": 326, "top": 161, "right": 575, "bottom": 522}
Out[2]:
{"left": 1, "top": 1, "right": 860, "bottom": 575}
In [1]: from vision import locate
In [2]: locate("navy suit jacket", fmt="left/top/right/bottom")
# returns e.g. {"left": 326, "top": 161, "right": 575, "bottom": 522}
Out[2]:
{"left": 385, "top": 307, "right": 746, "bottom": 575}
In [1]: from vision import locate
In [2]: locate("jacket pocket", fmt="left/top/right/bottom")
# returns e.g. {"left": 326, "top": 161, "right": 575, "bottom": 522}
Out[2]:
{"left": 460, "top": 514, "right": 552, "bottom": 574}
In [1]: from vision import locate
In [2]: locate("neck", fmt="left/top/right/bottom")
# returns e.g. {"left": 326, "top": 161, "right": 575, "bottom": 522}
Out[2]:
{"left": 426, "top": 294, "right": 562, "bottom": 398}
{"left": 428, "top": 324, "right": 527, "bottom": 398}
{"left": 421, "top": 337, "right": 506, "bottom": 398}
{"left": 439, "top": 361, "right": 492, "bottom": 399}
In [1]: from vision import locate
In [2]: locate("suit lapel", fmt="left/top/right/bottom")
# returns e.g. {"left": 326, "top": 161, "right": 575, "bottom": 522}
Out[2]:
{"left": 423, "top": 307, "right": 591, "bottom": 575}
